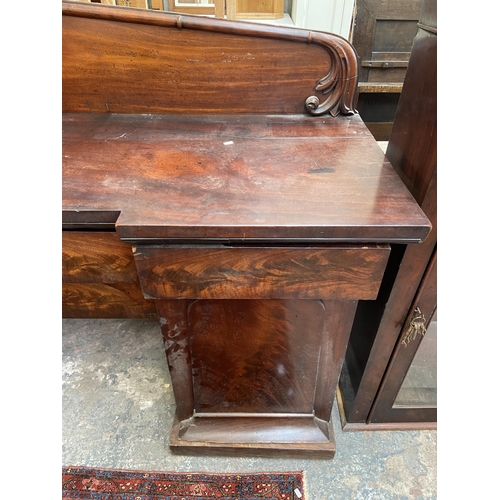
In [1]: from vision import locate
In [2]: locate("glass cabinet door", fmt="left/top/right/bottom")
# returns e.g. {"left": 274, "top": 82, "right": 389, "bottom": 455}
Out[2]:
{"left": 394, "top": 312, "right": 437, "bottom": 407}
{"left": 368, "top": 248, "right": 437, "bottom": 427}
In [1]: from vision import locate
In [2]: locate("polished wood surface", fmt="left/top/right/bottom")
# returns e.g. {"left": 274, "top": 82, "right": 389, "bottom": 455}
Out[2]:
{"left": 368, "top": 249, "right": 437, "bottom": 424}
{"left": 62, "top": 282, "right": 157, "bottom": 318}
{"left": 62, "top": 113, "right": 430, "bottom": 243}
{"left": 62, "top": 1, "right": 432, "bottom": 454}
{"left": 62, "top": 1, "right": 357, "bottom": 117}
{"left": 62, "top": 232, "right": 157, "bottom": 318}
{"left": 189, "top": 299, "right": 324, "bottom": 414}
{"left": 385, "top": 27, "right": 437, "bottom": 206}
{"left": 63, "top": 232, "right": 139, "bottom": 283}
{"left": 157, "top": 297, "right": 358, "bottom": 457}
{"left": 156, "top": 300, "right": 193, "bottom": 421}
{"left": 170, "top": 415, "right": 336, "bottom": 458}
{"left": 342, "top": 174, "right": 436, "bottom": 423}
{"left": 133, "top": 245, "right": 389, "bottom": 299}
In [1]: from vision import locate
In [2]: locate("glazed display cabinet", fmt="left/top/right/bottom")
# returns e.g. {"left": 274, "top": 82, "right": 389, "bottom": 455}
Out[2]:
{"left": 337, "top": 0, "right": 437, "bottom": 430}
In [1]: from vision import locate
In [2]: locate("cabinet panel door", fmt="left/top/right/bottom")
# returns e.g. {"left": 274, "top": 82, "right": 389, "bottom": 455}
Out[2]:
{"left": 188, "top": 299, "right": 324, "bottom": 414}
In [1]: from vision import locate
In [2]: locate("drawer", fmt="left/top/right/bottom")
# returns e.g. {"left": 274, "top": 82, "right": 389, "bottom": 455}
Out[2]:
{"left": 62, "top": 282, "right": 157, "bottom": 319}
{"left": 133, "top": 245, "right": 390, "bottom": 300}
{"left": 62, "top": 232, "right": 139, "bottom": 283}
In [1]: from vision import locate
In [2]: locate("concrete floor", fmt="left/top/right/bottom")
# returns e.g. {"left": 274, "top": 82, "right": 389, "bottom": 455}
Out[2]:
{"left": 62, "top": 318, "right": 437, "bottom": 499}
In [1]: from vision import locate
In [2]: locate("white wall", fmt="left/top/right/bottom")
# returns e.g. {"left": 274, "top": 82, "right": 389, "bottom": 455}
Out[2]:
{"left": 291, "top": 0, "right": 355, "bottom": 40}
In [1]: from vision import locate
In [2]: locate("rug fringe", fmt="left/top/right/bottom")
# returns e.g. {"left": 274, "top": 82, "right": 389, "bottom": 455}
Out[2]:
{"left": 302, "top": 469, "right": 308, "bottom": 500}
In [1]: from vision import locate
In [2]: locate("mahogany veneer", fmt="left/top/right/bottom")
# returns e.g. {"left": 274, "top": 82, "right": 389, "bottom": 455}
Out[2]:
{"left": 62, "top": 1, "right": 430, "bottom": 457}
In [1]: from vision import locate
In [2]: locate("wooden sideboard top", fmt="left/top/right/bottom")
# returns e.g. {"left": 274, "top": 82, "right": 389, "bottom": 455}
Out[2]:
{"left": 62, "top": 2, "right": 430, "bottom": 244}
{"left": 62, "top": 112, "right": 430, "bottom": 243}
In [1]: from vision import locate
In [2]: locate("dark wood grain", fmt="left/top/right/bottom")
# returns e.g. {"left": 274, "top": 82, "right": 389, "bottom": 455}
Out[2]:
{"left": 158, "top": 297, "right": 358, "bottom": 457}
{"left": 188, "top": 299, "right": 324, "bottom": 414}
{"left": 62, "top": 231, "right": 157, "bottom": 318}
{"left": 62, "top": 232, "right": 139, "bottom": 283}
{"left": 62, "top": 113, "right": 430, "bottom": 243}
{"left": 385, "top": 28, "right": 437, "bottom": 206}
{"left": 314, "top": 300, "right": 358, "bottom": 421}
{"left": 155, "top": 300, "right": 194, "bottom": 421}
{"left": 132, "top": 245, "right": 390, "bottom": 300}
{"left": 61, "top": 1, "right": 434, "bottom": 454}
{"left": 341, "top": 173, "right": 436, "bottom": 423}
{"left": 62, "top": 1, "right": 358, "bottom": 117}
{"left": 368, "top": 249, "right": 437, "bottom": 424}
{"left": 170, "top": 415, "right": 336, "bottom": 458}
{"left": 62, "top": 282, "right": 157, "bottom": 318}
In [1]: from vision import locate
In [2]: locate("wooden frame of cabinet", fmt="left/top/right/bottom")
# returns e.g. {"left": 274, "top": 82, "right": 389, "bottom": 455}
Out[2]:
{"left": 337, "top": 0, "right": 437, "bottom": 430}
{"left": 367, "top": 249, "right": 436, "bottom": 426}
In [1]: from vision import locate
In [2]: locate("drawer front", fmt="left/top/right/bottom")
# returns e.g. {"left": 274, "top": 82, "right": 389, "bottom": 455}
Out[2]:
{"left": 62, "top": 232, "right": 139, "bottom": 283}
{"left": 133, "top": 245, "right": 390, "bottom": 300}
{"left": 62, "top": 283, "right": 157, "bottom": 319}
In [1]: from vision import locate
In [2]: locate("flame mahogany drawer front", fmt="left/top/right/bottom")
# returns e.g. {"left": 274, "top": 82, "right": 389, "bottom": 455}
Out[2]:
{"left": 62, "top": 232, "right": 139, "bottom": 284}
{"left": 132, "top": 244, "right": 391, "bottom": 301}
{"left": 62, "top": 232, "right": 157, "bottom": 319}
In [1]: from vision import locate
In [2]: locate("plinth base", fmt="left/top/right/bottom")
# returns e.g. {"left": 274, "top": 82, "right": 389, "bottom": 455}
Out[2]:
{"left": 169, "top": 415, "right": 336, "bottom": 458}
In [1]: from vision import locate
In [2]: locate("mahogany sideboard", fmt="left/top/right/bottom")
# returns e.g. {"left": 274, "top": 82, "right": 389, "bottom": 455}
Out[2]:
{"left": 62, "top": 1, "right": 430, "bottom": 457}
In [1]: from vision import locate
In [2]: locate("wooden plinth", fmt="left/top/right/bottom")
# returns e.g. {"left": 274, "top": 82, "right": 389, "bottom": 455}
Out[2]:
{"left": 170, "top": 415, "right": 336, "bottom": 458}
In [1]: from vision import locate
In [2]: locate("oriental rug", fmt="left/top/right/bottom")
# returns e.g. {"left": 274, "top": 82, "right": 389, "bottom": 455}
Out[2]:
{"left": 62, "top": 466, "right": 306, "bottom": 499}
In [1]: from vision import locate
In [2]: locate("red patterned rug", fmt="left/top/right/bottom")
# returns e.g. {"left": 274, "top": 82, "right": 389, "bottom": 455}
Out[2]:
{"left": 62, "top": 466, "right": 306, "bottom": 499}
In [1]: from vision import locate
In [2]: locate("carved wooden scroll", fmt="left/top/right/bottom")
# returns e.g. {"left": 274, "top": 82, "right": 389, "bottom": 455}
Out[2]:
{"left": 62, "top": 1, "right": 359, "bottom": 116}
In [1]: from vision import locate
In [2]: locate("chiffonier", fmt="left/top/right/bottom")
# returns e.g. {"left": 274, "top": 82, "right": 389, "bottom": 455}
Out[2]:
{"left": 62, "top": 1, "right": 430, "bottom": 457}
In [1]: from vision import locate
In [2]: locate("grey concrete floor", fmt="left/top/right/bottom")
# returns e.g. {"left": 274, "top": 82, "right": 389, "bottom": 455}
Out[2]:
{"left": 62, "top": 318, "right": 437, "bottom": 499}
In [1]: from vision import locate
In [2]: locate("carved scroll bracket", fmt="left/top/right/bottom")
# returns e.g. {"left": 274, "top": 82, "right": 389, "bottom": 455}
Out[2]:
{"left": 304, "top": 32, "right": 359, "bottom": 117}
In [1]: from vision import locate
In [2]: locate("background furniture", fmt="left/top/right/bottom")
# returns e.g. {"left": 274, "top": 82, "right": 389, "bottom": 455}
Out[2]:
{"left": 337, "top": 0, "right": 437, "bottom": 430}
{"left": 166, "top": 0, "right": 284, "bottom": 19}
{"left": 351, "top": 0, "right": 424, "bottom": 141}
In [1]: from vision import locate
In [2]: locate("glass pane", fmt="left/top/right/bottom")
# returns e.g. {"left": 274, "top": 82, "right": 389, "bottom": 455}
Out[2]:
{"left": 175, "top": 0, "right": 215, "bottom": 6}
{"left": 393, "top": 316, "right": 437, "bottom": 407}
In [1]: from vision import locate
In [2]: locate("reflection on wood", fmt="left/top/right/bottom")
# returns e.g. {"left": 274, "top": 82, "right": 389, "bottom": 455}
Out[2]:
{"left": 189, "top": 299, "right": 324, "bottom": 413}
